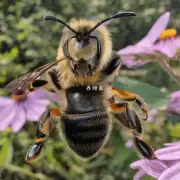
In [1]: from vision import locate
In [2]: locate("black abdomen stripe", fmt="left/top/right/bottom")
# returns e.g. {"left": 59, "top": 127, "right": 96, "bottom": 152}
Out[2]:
{"left": 65, "top": 86, "right": 105, "bottom": 114}
{"left": 61, "top": 111, "right": 109, "bottom": 158}
{"left": 70, "top": 129, "right": 107, "bottom": 142}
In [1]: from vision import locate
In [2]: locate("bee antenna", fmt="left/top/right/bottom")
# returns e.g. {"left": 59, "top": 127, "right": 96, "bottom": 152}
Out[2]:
{"left": 87, "top": 12, "right": 136, "bottom": 34}
{"left": 44, "top": 15, "right": 77, "bottom": 34}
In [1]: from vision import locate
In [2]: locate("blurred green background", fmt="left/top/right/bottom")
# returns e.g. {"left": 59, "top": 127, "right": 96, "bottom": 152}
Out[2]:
{"left": 0, "top": 0, "right": 180, "bottom": 180}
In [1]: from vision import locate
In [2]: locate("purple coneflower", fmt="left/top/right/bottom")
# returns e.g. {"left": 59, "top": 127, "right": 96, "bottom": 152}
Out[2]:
{"left": 167, "top": 91, "right": 180, "bottom": 116}
{"left": 0, "top": 89, "right": 55, "bottom": 132}
{"left": 147, "top": 109, "right": 158, "bottom": 122}
{"left": 119, "top": 11, "right": 180, "bottom": 68}
{"left": 131, "top": 141, "right": 180, "bottom": 180}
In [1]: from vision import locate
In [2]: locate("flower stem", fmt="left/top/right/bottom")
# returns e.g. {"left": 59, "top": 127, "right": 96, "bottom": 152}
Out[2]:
{"left": 2, "top": 164, "right": 50, "bottom": 180}
{"left": 159, "top": 58, "right": 180, "bottom": 86}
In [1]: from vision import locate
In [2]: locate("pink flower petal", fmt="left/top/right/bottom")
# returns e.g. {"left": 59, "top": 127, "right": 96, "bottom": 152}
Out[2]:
{"left": 11, "top": 106, "right": 26, "bottom": 132}
{"left": 26, "top": 88, "right": 57, "bottom": 103}
{"left": 0, "top": 104, "right": 17, "bottom": 131}
{"left": 138, "top": 12, "right": 170, "bottom": 47}
{"left": 175, "top": 37, "right": 180, "bottom": 48}
{"left": 147, "top": 109, "right": 158, "bottom": 122}
{"left": 159, "top": 162, "right": 180, "bottom": 180}
{"left": 166, "top": 160, "right": 180, "bottom": 168}
{"left": 168, "top": 103, "right": 180, "bottom": 109}
{"left": 130, "top": 160, "right": 144, "bottom": 169}
{"left": 141, "top": 159, "right": 167, "bottom": 178}
{"left": 27, "top": 88, "right": 50, "bottom": 100}
{"left": 119, "top": 46, "right": 147, "bottom": 55}
{"left": 26, "top": 110, "right": 40, "bottom": 121}
{"left": 131, "top": 159, "right": 167, "bottom": 178}
{"left": 133, "top": 169, "right": 146, "bottom": 180}
{"left": 26, "top": 99, "right": 50, "bottom": 106}
{"left": 153, "top": 39, "right": 177, "bottom": 58}
{"left": 170, "top": 91, "right": 180, "bottom": 101}
{"left": 165, "top": 142, "right": 180, "bottom": 147}
{"left": 155, "top": 145, "right": 180, "bottom": 160}
{"left": 46, "top": 92, "right": 59, "bottom": 103}
{"left": 25, "top": 103, "right": 47, "bottom": 121}
{"left": 27, "top": 101, "right": 48, "bottom": 113}
{"left": 121, "top": 56, "right": 148, "bottom": 68}
{"left": 0, "top": 97, "right": 14, "bottom": 107}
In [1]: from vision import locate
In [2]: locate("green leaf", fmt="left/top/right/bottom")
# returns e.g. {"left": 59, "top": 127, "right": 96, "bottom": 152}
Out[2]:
{"left": 0, "top": 76, "right": 6, "bottom": 83}
{"left": 46, "top": 148, "right": 57, "bottom": 164}
{"left": 0, "top": 138, "right": 6, "bottom": 146}
{"left": 0, "top": 139, "right": 13, "bottom": 165}
{"left": 168, "top": 124, "right": 180, "bottom": 138}
{"left": 2, "top": 164, "right": 50, "bottom": 180}
{"left": 113, "top": 77, "right": 170, "bottom": 109}
{"left": 17, "top": 31, "right": 28, "bottom": 41}
{"left": 9, "top": 47, "right": 19, "bottom": 59}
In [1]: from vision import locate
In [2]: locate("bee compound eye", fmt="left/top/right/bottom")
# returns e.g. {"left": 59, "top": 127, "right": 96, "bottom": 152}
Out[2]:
{"left": 84, "top": 33, "right": 89, "bottom": 39}
{"left": 76, "top": 34, "right": 81, "bottom": 42}
{"left": 88, "top": 64, "right": 92, "bottom": 70}
{"left": 74, "top": 64, "right": 78, "bottom": 70}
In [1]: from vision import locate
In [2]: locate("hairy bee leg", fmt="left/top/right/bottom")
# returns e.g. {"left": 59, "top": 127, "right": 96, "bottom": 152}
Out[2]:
{"left": 134, "top": 136, "right": 155, "bottom": 159}
{"left": 110, "top": 102, "right": 155, "bottom": 159}
{"left": 112, "top": 88, "right": 148, "bottom": 120}
{"left": 101, "top": 52, "right": 121, "bottom": 76}
{"left": 25, "top": 108, "right": 61, "bottom": 164}
{"left": 110, "top": 102, "right": 142, "bottom": 136}
{"left": 25, "top": 109, "right": 51, "bottom": 164}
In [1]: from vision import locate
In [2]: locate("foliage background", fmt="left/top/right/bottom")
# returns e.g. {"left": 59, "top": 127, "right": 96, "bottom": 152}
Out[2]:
{"left": 0, "top": 0, "right": 180, "bottom": 179}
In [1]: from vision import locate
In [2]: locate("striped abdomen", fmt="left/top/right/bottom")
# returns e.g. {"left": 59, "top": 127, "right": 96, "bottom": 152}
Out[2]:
{"left": 61, "top": 86, "right": 110, "bottom": 158}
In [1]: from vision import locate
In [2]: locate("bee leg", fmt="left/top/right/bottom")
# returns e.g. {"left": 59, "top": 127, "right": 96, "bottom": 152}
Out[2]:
{"left": 110, "top": 102, "right": 155, "bottom": 159}
{"left": 133, "top": 136, "right": 155, "bottom": 159}
{"left": 110, "top": 102, "right": 142, "bottom": 136}
{"left": 101, "top": 52, "right": 121, "bottom": 76}
{"left": 112, "top": 87, "right": 148, "bottom": 120}
{"left": 25, "top": 108, "right": 61, "bottom": 164}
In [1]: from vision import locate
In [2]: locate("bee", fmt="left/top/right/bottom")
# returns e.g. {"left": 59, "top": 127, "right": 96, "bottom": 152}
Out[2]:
{"left": 5, "top": 12, "right": 155, "bottom": 163}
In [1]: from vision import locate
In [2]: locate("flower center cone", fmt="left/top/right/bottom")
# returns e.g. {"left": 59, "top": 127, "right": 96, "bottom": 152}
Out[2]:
{"left": 159, "top": 29, "right": 177, "bottom": 40}
{"left": 11, "top": 89, "right": 27, "bottom": 101}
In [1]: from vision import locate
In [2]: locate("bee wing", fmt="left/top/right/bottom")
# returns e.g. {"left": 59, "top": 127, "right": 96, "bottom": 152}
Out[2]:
{"left": 5, "top": 71, "right": 36, "bottom": 92}
{"left": 5, "top": 57, "right": 66, "bottom": 92}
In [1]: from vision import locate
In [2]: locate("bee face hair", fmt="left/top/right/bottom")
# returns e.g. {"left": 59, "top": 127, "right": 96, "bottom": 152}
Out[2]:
{"left": 44, "top": 12, "right": 136, "bottom": 76}
{"left": 60, "top": 19, "right": 112, "bottom": 74}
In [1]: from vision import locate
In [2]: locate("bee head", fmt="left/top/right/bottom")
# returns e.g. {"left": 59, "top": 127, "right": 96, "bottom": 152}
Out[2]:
{"left": 60, "top": 19, "right": 106, "bottom": 76}
{"left": 61, "top": 20, "right": 99, "bottom": 59}
{"left": 44, "top": 12, "right": 136, "bottom": 76}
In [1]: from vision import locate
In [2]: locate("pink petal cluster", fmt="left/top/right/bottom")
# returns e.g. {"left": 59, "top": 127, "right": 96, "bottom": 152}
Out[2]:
{"left": 0, "top": 89, "right": 57, "bottom": 132}
{"left": 119, "top": 12, "right": 180, "bottom": 68}
{"left": 147, "top": 109, "right": 158, "bottom": 122}
{"left": 167, "top": 91, "right": 180, "bottom": 116}
{"left": 131, "top": 141, "right": 180, "bottom": 180}
{"left": 125, "top": 139, "right": 133, "bottom": 148}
